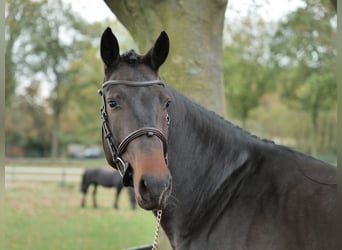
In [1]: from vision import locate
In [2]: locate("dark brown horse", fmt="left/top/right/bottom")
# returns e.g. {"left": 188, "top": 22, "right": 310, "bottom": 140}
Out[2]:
{"left": 98, "top": 27, "right": 337, "bottom": 250}
{"left": 80, "top": 167, "right": 136, "bottom": 210}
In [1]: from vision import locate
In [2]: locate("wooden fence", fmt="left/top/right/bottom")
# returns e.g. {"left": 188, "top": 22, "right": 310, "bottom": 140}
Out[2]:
{"left": 5, "top": 166, "right": 84, "bottom": 185}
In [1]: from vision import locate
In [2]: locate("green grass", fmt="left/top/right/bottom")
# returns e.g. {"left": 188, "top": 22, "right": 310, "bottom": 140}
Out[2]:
{"left": 5, "top": 157, "right": 108, "bottom": 168}
{"left": 5, "top": 181, "right": 156, "bottom": 250}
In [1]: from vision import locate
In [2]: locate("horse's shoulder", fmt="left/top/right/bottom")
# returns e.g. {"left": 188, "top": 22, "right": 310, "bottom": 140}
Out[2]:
{"left": 257, "top": 145, "right": 336, "bottom": 186}
{"left": 270, "top": 146, "right": 337, "bottom": 186}
{"left": 295, "top": 154, "right": 337, "bottom": 186}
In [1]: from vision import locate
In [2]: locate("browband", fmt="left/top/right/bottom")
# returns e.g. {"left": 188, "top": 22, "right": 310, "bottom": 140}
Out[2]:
{"left": 101, "top": 79, "right": 166, "bottom": 89}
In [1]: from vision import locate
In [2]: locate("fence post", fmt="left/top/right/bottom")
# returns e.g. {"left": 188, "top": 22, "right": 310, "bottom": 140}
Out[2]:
{"left": 11, "top": 167, "right": 16, "bottom": 183}
{"left": 60, "top": 167, "right": 66, "bottom": 187}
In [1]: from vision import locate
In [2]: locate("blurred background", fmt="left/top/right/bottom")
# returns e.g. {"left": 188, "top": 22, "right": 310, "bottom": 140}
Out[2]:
{"left": 4, "top": 0, "right": 337, "bottom": 249}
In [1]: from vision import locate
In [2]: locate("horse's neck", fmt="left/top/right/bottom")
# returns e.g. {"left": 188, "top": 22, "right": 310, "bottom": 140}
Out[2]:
{"left": 169, "top": 89, "right": 256, "bottom": 175}
{"left": 165, "top": 89, "right": 260, "bottom": 237}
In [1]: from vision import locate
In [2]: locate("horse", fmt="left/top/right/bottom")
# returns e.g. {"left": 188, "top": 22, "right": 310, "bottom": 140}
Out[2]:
{"left": 80, "top": 167, "right": 136, "bottom": 210}
{"left": 98, "top": 27, "right": 337, "bottom": 250}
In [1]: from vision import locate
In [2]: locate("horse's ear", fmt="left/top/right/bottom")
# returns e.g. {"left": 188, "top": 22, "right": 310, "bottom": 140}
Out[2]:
{"left": 100, "top": 27, "right": 120, "bottom": 68}
{"left": 144, "top": 31, "right": 169, "bottom": 71}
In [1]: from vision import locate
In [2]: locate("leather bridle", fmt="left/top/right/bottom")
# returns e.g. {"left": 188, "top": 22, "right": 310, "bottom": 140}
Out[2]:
{"left": 98, "top": 80, "right": 169, "bottom": 186}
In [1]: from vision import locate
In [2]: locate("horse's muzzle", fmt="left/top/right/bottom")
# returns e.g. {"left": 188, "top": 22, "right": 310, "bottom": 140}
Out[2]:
{"left": 137, "top": 173, "right": 172, "bottom": 210}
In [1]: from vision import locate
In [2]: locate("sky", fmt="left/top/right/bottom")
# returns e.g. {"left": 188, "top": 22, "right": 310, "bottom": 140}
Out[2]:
{"left": 65, "top": 0, "right": 114, "bottom": 22}
{"left": 226, "top": 0, "right": 305, "bottom": 21}
{"left": 66, "top": 0, "right": 305, "bottom": 23}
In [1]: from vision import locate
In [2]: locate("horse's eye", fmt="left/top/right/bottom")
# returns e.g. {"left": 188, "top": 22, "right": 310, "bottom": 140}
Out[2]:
{"left": 165, "top": 100, "right": 172, "bottom": 109}
{"left": 108, "top": 100, "right": 119, "bottom": 109}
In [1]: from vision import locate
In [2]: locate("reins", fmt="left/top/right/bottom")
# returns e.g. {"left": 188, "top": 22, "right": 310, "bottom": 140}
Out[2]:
{"left": 99, "top": 79, "right": 168, "bottom": 250}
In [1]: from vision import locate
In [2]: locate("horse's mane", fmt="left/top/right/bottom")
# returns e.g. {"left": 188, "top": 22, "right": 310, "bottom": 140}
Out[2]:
{"left": 170, "top": 86, "right": 274, "bottom": 148}
{"left": 121, "top": 50, "right": 143, "bottom": 64}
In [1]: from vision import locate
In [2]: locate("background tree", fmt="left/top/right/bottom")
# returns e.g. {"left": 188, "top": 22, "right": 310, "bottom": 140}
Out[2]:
{"left": 5, "top": 0, "right": 44, "bottom": 105}
{"left": 103, "top": 0, "right": 228, "bottom": 115}
{"left": 330, "top": 0, "right": 336, "bottom": 10}
{"left": 223, "top": 17, "right": 274, "bottom": 127}
{"left": 5, "top": 0, "right": 133, "bottom": 157}
{"left": 270, "top": 0, "right": 337, "bottom": 154}
{"left": 5, "top": 82, "right": 52, "bottom": 157}
{"left": 5, "top": 0, "right": 99, "bottom": 157}
{"left": 32, "top": 0, "right": 94, "bottom": 158}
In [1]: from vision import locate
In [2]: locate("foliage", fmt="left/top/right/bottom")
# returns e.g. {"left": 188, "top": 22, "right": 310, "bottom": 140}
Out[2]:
{"left": 270, "top": 0, "right": 337, "bottom": 154}
{"left": 223, "top": 17, "right": 274, "bottom": 126}
{"left": 61, "top": 47, "right": 103, "bottom": 147}
{"left": 5, "top": 0, "right": 45, "bottom": 104}
{"left": 5, "top": 82, "right": 52, "bottom": 157}
{"left": 5, "top": 0, "right": 105, "bottom": 157}
{"left": 248, "top": 93, "right": 336, "bottom": 160}
{"left": 28, "top": 0, "right": 97, "bottom": 157}
{"left": 222, "top": 0, "right": 336, "bottom": 157}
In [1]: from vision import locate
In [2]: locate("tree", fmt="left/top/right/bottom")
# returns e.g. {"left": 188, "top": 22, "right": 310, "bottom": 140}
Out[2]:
{"left": 5, "top": 81, "right": 52, "bottom": 157}
{"left": 103, "top": 0, "right": 228, "bottom": 115}
{"left": 5, "top": 0, "right": 45, "bottom": 105}
{"left": 7, "top": 0, "right": 97, "bottom": 157}
{"left": 5, "top": 1, "right": 129, "bottom": 157}
{"left": 330, "top": 0, "right": 336, "bottom": 10}
{"left": 223, "top": 17, "right": 274, "bottom": 127}
{"left": 271, "top": 0, "right": 337, "bottom": 154}
{"left": 63, "top": 47, "right": 103, "bottom": 146}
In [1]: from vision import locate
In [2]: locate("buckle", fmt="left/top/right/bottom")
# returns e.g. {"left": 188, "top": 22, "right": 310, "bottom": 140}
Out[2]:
{"left": 115, "top": 157, "right": 127, "bottom": 177}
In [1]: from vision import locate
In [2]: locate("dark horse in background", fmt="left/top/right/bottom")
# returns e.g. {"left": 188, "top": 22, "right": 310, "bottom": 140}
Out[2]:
{"left": 80, "top": 167, "right": 136, "bottom": 210}
{"left": 98, "top": 27, "right": 337, "bottom": 250}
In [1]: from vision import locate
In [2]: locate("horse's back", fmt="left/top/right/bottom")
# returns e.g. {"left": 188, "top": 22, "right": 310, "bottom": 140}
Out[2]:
{"left": 295, "top": 151, "right": 336, "bottom": 185}
{"left": 245, "top": 147, "right": 338, "bottom": 250}
{"left": 97, "top": 168, "right": 118, "bottom": 187}
{"left": 83, "top": 167, "right": 119, "bottom": 187}
{"left": 204, "top": 147, "right": 338, "bottom": 250}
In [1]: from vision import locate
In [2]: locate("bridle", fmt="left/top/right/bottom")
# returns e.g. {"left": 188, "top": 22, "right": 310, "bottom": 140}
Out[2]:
{"left": 99, "top": 79, "right": 169, "bottom": 250}
{"left": 98, "top": 79, "right": 170, "bottom": 187}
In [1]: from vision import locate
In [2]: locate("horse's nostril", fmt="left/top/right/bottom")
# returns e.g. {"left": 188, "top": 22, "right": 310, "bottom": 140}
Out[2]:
{"left": 138, "top": 174, "right": 171, "bottom": 204}
{"left": 139, "top": 176, "right": 149, "bottom": 197}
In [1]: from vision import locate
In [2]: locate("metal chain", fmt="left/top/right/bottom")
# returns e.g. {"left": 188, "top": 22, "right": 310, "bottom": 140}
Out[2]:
{"left": 151, "top": 210, "right": 163, "bottom": 250}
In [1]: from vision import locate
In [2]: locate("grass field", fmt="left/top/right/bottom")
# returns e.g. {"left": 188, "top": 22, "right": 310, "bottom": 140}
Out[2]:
{"left": 5, "top": 181, "right": 156, "bottom": 250}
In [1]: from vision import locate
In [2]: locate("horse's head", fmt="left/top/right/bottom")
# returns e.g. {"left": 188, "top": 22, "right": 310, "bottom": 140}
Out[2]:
{"left": 99, "top": 27, "right": 172, "bottom": 210}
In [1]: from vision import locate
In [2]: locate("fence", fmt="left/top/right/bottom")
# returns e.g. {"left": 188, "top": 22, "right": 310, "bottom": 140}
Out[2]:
{"left": 5, "top": 166, "right": 84, "bottom": 185}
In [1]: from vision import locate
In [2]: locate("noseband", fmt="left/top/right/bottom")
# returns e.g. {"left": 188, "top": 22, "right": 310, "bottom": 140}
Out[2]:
{"left": 98, "top": 80, "right": 169, "bottom": 186}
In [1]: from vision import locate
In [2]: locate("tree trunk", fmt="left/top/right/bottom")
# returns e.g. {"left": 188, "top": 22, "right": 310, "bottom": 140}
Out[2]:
{"left": 51, "top": 112, "right": 60, "bottom": 158}
{"left": 330, "top": 0, "right": 337, "bottom": 11}
{"left": 5, "top": 39, "right": 16, "bottom": 105}
{"left": 104, "top": 0, "right": 228, "bottom": 116}
{"left": 311, "top": 108, "right": 319, "bottom": 156}
{"left": 103, "top": 1, "right": 228, "bottom": 249}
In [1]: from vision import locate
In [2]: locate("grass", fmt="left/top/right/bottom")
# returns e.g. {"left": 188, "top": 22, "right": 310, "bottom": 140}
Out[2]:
{"left": 5, "top": 181, "right": 156, "bottom": 250}
{"left": 5, "top": 157, "right": 109, "bottom": 168}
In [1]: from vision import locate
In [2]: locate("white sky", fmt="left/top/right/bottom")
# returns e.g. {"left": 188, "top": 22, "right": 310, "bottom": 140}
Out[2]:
{"left": 226, "top": 0, "right": 305, "bottom": 21}
{"left": 66, "top": 0, "right": 305, "bottom": 23}
{"left": 65, "top": 0, "right": 114, "bottom": 22}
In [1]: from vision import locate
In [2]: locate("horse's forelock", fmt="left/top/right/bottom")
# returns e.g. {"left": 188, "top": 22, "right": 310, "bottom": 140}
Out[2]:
{"left": 121, "top": 50, "right": 143, "bottom": 64}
